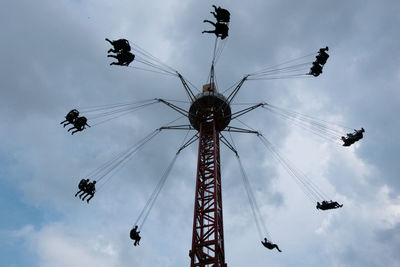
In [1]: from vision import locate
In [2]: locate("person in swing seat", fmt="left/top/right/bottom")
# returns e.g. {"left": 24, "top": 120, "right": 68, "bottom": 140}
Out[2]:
{"left": 67, "top": 116, "right": 90, "bottom": 135}
{"left": 61, "top": 109, "right": 79, "bottom": 127}
{"left": 80, "top": 180, "right": 96, "bottom": 203}
{"left": 105, "top": 38, "right": 131, "bottom": 53}
{"left": 75, "top": 178, "right": 89, "bottom": 197}
{"left": 130, "top": 225, "right": 141, "bottom": 246}
{"left": 261, "top": 237, "right": 282, "bottom": 252}
{"left": 202, "top": 20, "right": 229, "bottom": 40}
{"left": 210, "top": 5, "right": 230, "bottom": 23}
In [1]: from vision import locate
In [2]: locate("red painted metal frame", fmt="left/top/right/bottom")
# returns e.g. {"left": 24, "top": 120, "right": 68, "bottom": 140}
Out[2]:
{"left": 190, "top": 120, "right": 227, "bottom": 267}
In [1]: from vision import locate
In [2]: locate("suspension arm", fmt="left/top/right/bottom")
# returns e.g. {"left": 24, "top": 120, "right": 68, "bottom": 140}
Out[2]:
{"left": 177, "top": 72, "right": 196, "bottom": 103}
{"left": 230, "top": 103, "right": 264, "bottom": 120}
{"left": 226, "top": 75, "right": 249, "bottom": 104}
{"left": 159, "top": 125, "right": 195, "bottom": 131}
{"left": 222, "top": 126, "right": 260, "bottom": 135}
{"left": 157, "top": 98, "right": 189, "bottom": 117}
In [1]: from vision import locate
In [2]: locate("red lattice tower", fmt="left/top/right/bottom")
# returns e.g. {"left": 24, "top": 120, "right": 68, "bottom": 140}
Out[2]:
{"left": 188, "top": 83, "right": 231, "bottom": 267}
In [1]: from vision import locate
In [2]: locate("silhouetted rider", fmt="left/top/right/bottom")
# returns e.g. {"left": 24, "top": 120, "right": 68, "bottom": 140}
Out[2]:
{"left": 61, "top": 109, "right": 79, "bottom": 127}
{"left": 202, "top": 20, "right": 229, "bottom": 40}
{"left": 108, "top": 52, "right": 135, "bottom": 66}
{"left": 105, "top": 38, "right": 131, "bottom": 53}
{"left": 316, "top": 46, "right": 329, "bottom": 66}
{"left": 341, "top": 136, "right": 355, "bottom": 147}
{"left": 67, "top": 116, "right": 90, "bottom": 135}
{"left": 211, "top": 5, "right": 230, "bottom": 23}
{"left": 352, "top": 128, "right": 365, "bottom": 139}
{"left": 80, "top": 180, "right": 96, "bottom": 203}
{"left": 317, "top": 200, "right": 343, "bottom": 210}
{"left": 75, "top": 178, "right": 89, "bottom": 197}
{"left": 309, "top": 61, "right": 323, "bottom": 77}
{"left": 261, "top": 238, "right": 282, "bottom": 252}
{"left": 130, "top": 225, "right": 141, "bottom": 246}
{"left": 341, "top": 128, "right": 365, "bottom": 146}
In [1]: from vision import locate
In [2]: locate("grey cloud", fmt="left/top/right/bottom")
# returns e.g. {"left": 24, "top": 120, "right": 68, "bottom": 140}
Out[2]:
{"left": 1, "top": 0, "right": 400, "bottom": 266}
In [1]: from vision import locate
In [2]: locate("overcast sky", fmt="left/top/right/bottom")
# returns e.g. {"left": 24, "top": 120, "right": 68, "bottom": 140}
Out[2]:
{"left": 1, "top": 0, "right": 400, "bottom": 266}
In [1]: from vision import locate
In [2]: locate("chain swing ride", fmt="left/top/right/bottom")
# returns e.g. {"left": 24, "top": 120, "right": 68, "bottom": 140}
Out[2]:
{"left": 62, "top": 5, "right": 365, "bottom": 266}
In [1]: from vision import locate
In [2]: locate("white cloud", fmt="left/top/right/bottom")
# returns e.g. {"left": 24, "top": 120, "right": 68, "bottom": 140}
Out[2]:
{"left": 18, "top": 224, "right": 119, "bottom": 267}
{"left": 367, "top": 185, "right": 400, "bottom": 229}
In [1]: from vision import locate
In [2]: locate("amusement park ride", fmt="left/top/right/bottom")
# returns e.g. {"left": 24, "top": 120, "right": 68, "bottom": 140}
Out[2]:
{"left": 63, "top": 5, "right": 365, "bottom": 267}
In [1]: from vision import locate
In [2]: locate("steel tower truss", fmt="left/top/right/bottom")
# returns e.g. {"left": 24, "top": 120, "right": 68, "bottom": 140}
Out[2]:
{"left": 158, "top": 77, "right": 257, "bottom": 267}
{"left": 190, "top": 120, "right": 226, "bottom": 267}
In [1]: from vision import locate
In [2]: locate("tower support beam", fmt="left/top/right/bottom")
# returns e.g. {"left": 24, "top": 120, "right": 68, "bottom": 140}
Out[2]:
{"left": 190, "top": 120, "right": 227, "bottom": 267}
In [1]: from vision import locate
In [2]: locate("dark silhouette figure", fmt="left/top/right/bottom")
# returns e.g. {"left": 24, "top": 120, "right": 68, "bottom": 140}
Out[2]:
{"left": 309, "top": 61, "right": 323, "bottom": 77}
{"left": 67, "top": 116, "right": 90, "bottom": 135}
{"left": 202, "top": 20, "right": 229, "bottom": 40}
{"left": 105, "top": 38, "right": 131, "bottom": 53}
{"left": 341, "top": 128, "right": 365, "bottom": 147}
{"left": 61, "top": 109, "right": 79, "bottom": 127}
{"left": 316, "top": 46, "right": 329, "bottom": 66}
{"left": 108, "top": 52, "right": 135, "bottom": 66}
{"left": 80, "top": 180, "right": 96, "bottom": 203}
{"left": 316, "top": 200, "right": 343, "bottom": 210}
{"left": 130, "top": 225, "right": 141, "bottom": 246}
{"left": 309, "top": 46, "right": 330, "bottom": 76}
{"left": 75, "top": 178, "right": 89, "bottom": 197}
{"left": 261, "top": 238, "right": 282, "bottom": 252}
{"left": 341, "top": 136, "right": 355, "bottom": 147}
{"left": 210, "top": 5, "right": 231, "bottom": 23}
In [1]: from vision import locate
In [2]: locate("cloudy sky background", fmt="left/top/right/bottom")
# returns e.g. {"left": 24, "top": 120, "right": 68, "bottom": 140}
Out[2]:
{"left": 1, "top": 0, "right": 400, "bottom": 266}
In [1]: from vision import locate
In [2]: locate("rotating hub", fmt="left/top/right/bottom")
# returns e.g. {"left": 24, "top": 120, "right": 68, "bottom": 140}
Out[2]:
{"left": 189, "top": 90, "right": 231, "bottom": 131}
